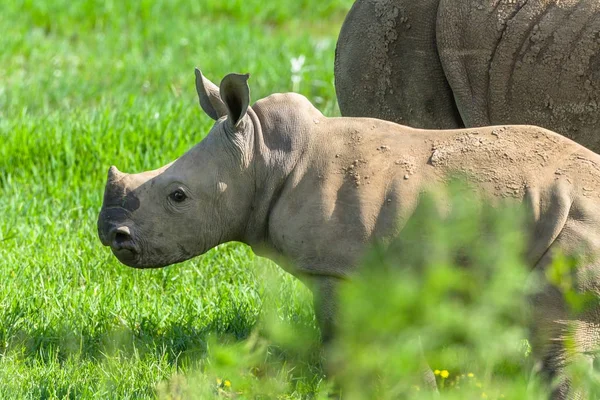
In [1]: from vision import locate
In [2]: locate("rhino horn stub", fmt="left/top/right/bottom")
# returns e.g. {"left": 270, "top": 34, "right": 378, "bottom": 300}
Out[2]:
{"left": 102, "top": 166, "right": 140, "bottom": 211}
{"left": 103, "top": 172, "right": 127, "bottom": 208}
{"left": 108, "top": 165, "right": 125, "bottom": 182}
{"left": 195, "top": 68, "right": 228, "bottom": 121}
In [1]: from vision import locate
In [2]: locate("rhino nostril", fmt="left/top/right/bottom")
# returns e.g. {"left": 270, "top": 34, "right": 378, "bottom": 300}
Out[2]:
{"left": 109, "top": 226, "right": 136, "bottom": 252}
{"left": 114, "top": 231, "right": 130, "bottom": 245}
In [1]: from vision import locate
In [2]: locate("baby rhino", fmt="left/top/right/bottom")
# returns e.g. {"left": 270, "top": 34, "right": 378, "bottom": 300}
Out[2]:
{"left": 98, "top": 70, "right": 600, "bottom": 399}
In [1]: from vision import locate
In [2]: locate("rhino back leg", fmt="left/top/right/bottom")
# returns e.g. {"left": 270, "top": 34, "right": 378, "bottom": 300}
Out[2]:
{"left": 529, "top": 198, "right": 600, "bottom": 399}
{"left": 334, "top": 0, "right": 463, "bottom": 129}
{"left": 437, "top": 0, "right": 600, "bottom": 151}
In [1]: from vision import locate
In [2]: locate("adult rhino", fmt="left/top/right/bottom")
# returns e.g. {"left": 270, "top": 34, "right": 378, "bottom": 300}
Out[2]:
{"left": 335, "top": 0, "right": 600, "bottom": 151}
{"left": 98, "top": 70, "right": 600, "bottom": 399}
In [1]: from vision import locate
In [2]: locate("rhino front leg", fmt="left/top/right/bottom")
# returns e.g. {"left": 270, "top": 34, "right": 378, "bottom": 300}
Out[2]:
{"left": 311, "top": 275, "right": 439, "bottom": 392}
{"left": 335, "top": 0, "right": 463, "bottom": 129}
{"left": 312, "top": 276, "right": 341, "bottom": 344}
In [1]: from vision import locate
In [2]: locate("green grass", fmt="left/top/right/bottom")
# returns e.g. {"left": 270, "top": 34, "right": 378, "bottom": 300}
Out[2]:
{"left": 4, "top": 1, "right": 598, "bottom": 398}
{"left": 0, "top": 0, "right": 352, "bottom": 398}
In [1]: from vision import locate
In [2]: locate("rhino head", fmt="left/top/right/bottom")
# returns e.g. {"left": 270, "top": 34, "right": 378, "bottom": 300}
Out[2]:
{"left": 98, "top": 70, "right": 256, "bottom": 268}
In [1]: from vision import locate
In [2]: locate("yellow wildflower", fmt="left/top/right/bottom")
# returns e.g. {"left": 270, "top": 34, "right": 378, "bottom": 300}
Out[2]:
{"left": 440, "top": 370, "right": 449, "bottom": 379}
{"left": 468, "top": 373, "right": 475, "bottom": 378}
{"left": 224, "top": 380, "right": 231, "bottom": 388}
{"left": 434, "top": 370, "right": 441, "bottom": 375}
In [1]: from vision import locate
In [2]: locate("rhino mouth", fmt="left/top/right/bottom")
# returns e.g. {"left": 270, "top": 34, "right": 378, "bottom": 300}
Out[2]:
{"left": 107, "top": 228, "right": 142, "bottom": 267}
{"left": 111, "top": 241, "right": 140, "bottom": 267}
{"left": 112, "top": 244, "right": 173, "bottom": 269}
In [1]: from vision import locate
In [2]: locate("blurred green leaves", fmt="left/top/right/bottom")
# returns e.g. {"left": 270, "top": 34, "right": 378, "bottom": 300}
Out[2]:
{"left": 331, "top": 181, "right": 540, "bottom": 399}
{"left": 155, "top": 181, "right": 600, "bottom": 399}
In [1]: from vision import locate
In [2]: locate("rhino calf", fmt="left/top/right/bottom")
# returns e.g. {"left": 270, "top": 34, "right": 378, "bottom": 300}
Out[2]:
{"left": 98, "top": 70, "right": 600, "bottom": 398}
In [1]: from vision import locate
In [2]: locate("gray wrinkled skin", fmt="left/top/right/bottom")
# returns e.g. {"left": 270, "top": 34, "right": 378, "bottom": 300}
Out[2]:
{"left": 99, "top": 71, "right": 600, "bottom": 398}
{"left": 335, "top": 0, "right": 600, "bottom": 152}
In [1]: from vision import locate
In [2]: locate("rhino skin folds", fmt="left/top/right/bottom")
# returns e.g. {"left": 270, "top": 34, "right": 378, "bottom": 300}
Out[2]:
{"left": 335, "top": 0, "right": 600, "bottom": 152}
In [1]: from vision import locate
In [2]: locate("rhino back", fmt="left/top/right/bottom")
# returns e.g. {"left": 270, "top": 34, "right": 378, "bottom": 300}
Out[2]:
{"left": 268, "top": 119, "right": 600, "bottom": 277}
{"left": 437, "top": 0, "right": 600, "bottom": 150}
{"left": 334, "top": 0, "right": 463, "bottom": 129}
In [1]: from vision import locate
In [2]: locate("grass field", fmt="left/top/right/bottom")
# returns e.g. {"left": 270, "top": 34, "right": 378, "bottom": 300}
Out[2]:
{"left": 0, "top": 1, "right": 353, "bottom": 398}
{"left": 4, "top": 1, "right": 600, "bottom": 399}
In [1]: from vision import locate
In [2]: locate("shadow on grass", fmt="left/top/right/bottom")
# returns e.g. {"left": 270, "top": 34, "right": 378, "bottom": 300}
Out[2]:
{"left": 1, "top": 311, "right": 258, "bottom": 368}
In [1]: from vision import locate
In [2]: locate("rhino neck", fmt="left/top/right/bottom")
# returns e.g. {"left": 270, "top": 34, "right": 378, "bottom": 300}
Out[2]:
{"left": 240, "top": 94, "right": 319, "bottom": 254}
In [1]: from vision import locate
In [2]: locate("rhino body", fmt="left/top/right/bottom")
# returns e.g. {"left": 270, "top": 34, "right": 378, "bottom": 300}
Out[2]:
{"left": 335, "top": 0, "right": 600, "bottom": 152}
{"left": 98, "top": 71, "right": 600, "bottom": 398}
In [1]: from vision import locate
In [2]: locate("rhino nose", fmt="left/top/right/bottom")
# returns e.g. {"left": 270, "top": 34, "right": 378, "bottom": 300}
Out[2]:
{"left": 109, "top": 226, "right": 136, "bottom": 252}
{"left": 97, "top": 207, "right": 130, "bottom": 246}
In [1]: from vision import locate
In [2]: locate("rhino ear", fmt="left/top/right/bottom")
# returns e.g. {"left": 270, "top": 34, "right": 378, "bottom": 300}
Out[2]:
{"left": 195, "top": 68, "right": 228, "bottom": 120}
{"left": 219, "top": 73, "right": 250, "bottom": 128}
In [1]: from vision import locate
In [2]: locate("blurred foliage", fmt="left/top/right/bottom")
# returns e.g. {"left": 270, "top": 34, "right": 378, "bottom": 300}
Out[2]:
{"left": 155, "top": 182, "right": 600, "bottom": 399}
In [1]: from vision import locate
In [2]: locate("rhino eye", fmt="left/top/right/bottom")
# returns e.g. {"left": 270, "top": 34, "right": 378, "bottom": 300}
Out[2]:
{"left": 169, "top": 189, "right": 187, "bottom": 203}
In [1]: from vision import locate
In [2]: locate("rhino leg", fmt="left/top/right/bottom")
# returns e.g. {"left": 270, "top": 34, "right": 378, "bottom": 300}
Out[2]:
{"left": 529, "top": 208, "right": 600, "bottom": 399}
{"left": 437, "top": 0, "right": 600, "bottom": 151}
{"left": 312, "top": 275, "right": 439, "bottom": 392}
{"left": 312, "top": 276, "right": 340, "bottom": 344}
{"left": 334, "top": 0, "right": 463, "bottom": 129}
{"left": 530, "top": 285, "right": 598, "bottom": 399}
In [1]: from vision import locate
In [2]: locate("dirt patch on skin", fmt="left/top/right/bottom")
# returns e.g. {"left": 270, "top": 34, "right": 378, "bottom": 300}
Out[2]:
{"left": 559, "top": 154, "right": 600, "bottom": 198}
{"left": 339, "top": 127, "right": 401, "bottom": 188}
{"left": 346, "top": 129, "right": 363, "bottom": 147}
{"left": 341, "top": 159, "right": 368, "bottom": 187}
{"left": 426, "top": 127, "right": 589, "bottom": 198}
{"left": 394, "top": 156, "right": 417, "bottom": 177}
{"left": 346, "top": 0, "right": 410, "bottom": 120}
{"left": 336, "top": 0, "right": 463, "bottom": 128}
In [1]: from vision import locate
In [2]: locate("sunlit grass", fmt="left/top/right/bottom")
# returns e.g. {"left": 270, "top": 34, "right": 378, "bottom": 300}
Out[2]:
{"left": 0, "top": 0, "right": 350, "bottom": 397}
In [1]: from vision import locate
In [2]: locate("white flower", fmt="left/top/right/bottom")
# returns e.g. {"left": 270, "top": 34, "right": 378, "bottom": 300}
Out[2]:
{"left": 290, "top": 55, "right": 306, "bottom": 92}
{"left": 290, "top": 55, "right": 306, "bottom": 74}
